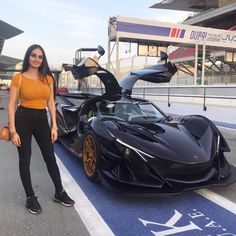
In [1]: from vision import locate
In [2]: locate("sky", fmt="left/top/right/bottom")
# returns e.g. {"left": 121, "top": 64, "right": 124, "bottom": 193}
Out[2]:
{"left": 0, "top": 0, "right": 191, "bottom": 66}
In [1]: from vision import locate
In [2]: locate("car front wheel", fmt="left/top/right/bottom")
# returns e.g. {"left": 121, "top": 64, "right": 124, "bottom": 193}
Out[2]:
{"left": 82, "top": 131, "right": 99, "bottom": 181}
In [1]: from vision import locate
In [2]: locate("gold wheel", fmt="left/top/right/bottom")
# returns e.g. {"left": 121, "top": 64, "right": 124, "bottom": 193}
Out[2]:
{"left": 83, "top": 134, "right": 97, "bottom": 177}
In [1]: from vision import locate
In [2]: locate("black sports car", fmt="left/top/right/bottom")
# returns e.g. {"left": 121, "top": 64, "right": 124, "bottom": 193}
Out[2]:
{"left": 56, "top": 47, "right": 236, "bottom": 195}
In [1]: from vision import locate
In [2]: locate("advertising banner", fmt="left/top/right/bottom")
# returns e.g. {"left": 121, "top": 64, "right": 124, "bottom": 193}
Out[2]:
{"left": 112, "top": 16, "right": 236, "bottom": 49}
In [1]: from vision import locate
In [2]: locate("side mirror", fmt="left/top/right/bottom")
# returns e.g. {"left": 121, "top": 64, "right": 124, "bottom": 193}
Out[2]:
{"left": 97, "top": 45, "right": 105, "bottom": 58}
{"left": 160, "top": 51, "right": 168, "bottom": 61}
{"left": 166, "top": 115, "right": 173, "bottom": 121}
{"left": 74, "top": 45, "right": 105, "bottom": 65}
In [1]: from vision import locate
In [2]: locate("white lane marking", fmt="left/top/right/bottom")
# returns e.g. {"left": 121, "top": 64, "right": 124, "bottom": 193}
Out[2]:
{"left": 55, "top": 154, "right": 115, "bottom": 236}
{"left": 196, "top": 189, "right": 236, "bottom": 215}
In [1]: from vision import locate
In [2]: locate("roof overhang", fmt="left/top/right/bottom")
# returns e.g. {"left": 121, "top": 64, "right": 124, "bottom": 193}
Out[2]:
{"left": 0, "top": 55, "right": 21, "bottom": 70}
{"left": 0, "top": 20, "right": 23, "bottom": 39}
{"left": 183, "top": 2, "right": 236, "bottom": 26}
{"left": 150, "top": 0, "right": 218, "bottom": 12}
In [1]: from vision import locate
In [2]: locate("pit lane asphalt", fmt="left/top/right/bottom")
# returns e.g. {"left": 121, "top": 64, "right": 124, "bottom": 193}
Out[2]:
{"left": 1, "top": 92, "right": 236, "bottom": 236}
{"left": 53, "top": 128, "right": 236, "bottom": 236}
{"left": 0, "top": 93, "right": 90, "bottom": 236}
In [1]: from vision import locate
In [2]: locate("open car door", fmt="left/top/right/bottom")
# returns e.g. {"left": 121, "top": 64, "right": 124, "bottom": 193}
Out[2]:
{"left": 119, "top": 52, "right": 177, "bottom": 95}
{"left": 63, "top": 57, "right": 121, "bottom": 95}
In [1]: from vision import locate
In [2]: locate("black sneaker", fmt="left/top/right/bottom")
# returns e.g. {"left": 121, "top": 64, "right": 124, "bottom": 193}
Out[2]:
{"left": 53, "top": 191, "right": 75, "bottom": 207}
{"left": 25, "top": 196, "right": 42, "bottom": 214}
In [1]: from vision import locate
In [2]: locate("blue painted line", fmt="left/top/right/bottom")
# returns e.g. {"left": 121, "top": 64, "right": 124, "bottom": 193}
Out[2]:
{"left": 117, "top": 21, "right": 171, "bottom": 37}
{"left": 117, "top": 21, "right": 186, "bottom": 39}
{"left": 55, "top": 142, "right": 236, "bottom": 236}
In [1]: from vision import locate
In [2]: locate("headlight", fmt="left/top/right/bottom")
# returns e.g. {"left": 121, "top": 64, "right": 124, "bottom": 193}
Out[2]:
{"left": 116, "top": 141, "right": 136, "bottom": 160}
{"left": 116, "top": 138, "right": 154, "bottom": 162}
{"left": 124, "top": 147, "right": 131, "bottom": 156}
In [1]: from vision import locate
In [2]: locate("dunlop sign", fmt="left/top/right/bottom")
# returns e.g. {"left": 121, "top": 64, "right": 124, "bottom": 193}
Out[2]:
{"left": 113, "top": 16, "right": 236, "bottom": 49}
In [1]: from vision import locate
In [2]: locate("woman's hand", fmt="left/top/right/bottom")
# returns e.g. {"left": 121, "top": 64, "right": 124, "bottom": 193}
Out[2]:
{"left": 51, "top": 127, "right": 58, "bottom": 143}
{"left": 11, "top": 132, "right": 21, "bottom": 147}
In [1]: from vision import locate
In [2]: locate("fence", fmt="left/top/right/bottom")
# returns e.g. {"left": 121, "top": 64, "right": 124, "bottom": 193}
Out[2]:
{"left": 88, "top": 85, "right": 236, "bottom": 111}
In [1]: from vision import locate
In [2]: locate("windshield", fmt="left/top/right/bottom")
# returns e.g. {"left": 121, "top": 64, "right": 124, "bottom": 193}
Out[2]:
{"left": 98, "top": 100, "right": 165, "bottom": 123}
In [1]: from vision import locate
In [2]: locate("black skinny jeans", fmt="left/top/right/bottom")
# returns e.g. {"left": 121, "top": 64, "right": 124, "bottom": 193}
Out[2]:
{"left": 15, "top": 106, "right": 63, "bottom": 197}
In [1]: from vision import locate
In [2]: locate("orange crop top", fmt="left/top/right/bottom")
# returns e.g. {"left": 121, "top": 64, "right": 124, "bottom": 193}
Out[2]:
{"left": 11, "top": 73, "right": 54, "bottom": 109}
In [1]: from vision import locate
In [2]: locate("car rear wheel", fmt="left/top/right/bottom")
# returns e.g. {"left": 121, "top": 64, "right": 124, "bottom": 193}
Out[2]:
{"left": 82, "top": 131, "right": 99, "bottom": 181}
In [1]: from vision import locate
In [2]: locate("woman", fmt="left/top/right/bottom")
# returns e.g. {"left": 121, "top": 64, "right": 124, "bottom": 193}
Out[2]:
{"left": 8, "top": 44, "right": 74, "bottom": 214}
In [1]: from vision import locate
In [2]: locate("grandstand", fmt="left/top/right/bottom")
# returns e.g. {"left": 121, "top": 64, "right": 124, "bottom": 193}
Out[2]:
{"left": 0, "top": 20, "right": 23, "bottom": 81}
{"left": 151, "top": 0, "right": 236, "bottom": 85}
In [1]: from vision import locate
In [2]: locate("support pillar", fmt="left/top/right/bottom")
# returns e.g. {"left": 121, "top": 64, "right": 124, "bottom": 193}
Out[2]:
{"left": 194, "top": 43, "right": 198, "bottom": 85}
{"left": 107, "top": 38, "right": 111, "bottom": 71}
{"left": 201, "top": 42, "right": 206, "bottom": 85}
{"left": 116, "top": 37, "right": 120, "bottom": 79}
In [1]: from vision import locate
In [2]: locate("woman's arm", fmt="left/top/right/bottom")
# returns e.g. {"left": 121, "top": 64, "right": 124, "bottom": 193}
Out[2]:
{"left": 8, "top": 85, "right": 21, "bottom": 146}
{"left": 8, "top": 86, "right": 18, "bottom": 133}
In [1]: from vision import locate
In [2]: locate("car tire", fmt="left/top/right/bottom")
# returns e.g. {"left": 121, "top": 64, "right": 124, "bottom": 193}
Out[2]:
{"left": 82, "top": 131, "right": 100, "bottom": 182}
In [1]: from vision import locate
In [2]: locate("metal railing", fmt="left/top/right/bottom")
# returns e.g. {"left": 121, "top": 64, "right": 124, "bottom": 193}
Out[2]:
{"left": 88, "top": 85, "right": 236, "bottom": 111}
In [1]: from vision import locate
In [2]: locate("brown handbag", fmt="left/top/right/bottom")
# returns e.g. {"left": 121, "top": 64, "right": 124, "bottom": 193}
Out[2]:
{"left": 0, "top": 74, "right": 22, "bottom": 141}
{"left": 0, "top": 125, "right": 11, "bottom": 141}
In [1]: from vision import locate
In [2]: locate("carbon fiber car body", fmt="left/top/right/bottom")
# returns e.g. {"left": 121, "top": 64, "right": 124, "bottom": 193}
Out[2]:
{"left": 56, "top": 53, "right": 236, "bottom": 196}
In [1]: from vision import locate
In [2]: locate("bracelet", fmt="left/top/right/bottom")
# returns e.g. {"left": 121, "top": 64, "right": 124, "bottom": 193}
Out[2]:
{"left": 10, "top": 131, "right": 17, "bottom": 137}
{"left": 51, "top": 127, "right": 58, "bottom": 130}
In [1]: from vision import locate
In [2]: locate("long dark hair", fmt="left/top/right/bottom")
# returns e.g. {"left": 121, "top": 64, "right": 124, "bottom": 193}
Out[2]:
{"left": 21, "top": 44, "right": 56, "bottom": 98}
